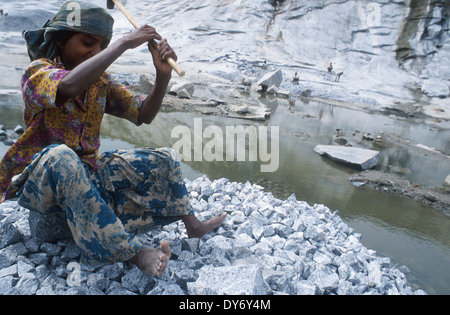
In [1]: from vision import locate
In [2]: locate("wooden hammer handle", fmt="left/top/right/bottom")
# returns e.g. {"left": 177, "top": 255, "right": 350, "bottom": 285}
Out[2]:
{"left": 111, "top": 0, "right": 185, "bottom": 77}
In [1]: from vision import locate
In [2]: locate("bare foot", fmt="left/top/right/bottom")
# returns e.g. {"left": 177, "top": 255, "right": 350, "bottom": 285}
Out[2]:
{"left": 128, "top": 240, "right": 171, "bottom": 276}
{"left": 183, "top": 213, "right": 227, "bottom": 238}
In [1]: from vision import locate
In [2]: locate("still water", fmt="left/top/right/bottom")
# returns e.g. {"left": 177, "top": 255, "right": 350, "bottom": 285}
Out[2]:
{"left": 0, "top": 90, "right": 449, "bottom": 294}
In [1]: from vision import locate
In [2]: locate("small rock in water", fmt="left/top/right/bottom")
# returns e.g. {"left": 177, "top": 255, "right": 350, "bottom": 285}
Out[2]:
{"left": 14, "top": 125, "right": 24, "bottom": 134}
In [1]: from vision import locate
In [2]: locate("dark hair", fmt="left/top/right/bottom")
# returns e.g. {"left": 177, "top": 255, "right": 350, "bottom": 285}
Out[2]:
{"left": 54, "top": 31, "right": 77, "bottom": 44}
{"left": 51, "top": 31, "right": 110, "bottom": 58}
{"left": 52, "top": 30, "right": 77, "bottom": 57}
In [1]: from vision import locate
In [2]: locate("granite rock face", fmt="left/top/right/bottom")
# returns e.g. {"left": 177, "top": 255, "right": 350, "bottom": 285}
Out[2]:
{"left": 0, "top": 177, "right": 426, "bottom": 295}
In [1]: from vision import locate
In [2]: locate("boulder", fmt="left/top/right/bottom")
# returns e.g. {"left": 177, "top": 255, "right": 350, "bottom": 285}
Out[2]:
{"left": 257, "top": 70, "right": 283, "bottom": 91}
{"left": 13, "top": 125, "right": 24, "bottom": 134}
{"left": 0, "top": 221, "right": 21, "bottom": 249}
{"left": 169, "top": 82, "right": 195, "bottom": 98}
{"left": 367, "top": 261, "right": 382, "bottom": 287}
{"left": 28, "top": 210, "right": 72, "bottom": 245}
{"left": 138, "top": 74, "right": 154, "bottom": 94}
{"left": 176, "top": 89, "right": 192, "bottom": 99}
{"left": 421, "top": 80, "right": 449, "bottom": 98}
{"left": 307, "top": 264, "right": 340, "bottom": 293}
{"left": 314, "top": 145, "right": 380, "bottom": 170}
{"left": 187, "top": 264, "right": 268, "bottom": 295}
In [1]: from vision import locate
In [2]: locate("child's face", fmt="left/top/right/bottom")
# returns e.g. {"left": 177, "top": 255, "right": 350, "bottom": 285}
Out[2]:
{"left": 59, "top": 33, "right": 109, "bottom": 70}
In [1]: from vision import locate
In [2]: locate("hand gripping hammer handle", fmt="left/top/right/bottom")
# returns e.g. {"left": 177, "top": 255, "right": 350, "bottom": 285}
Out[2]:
{"left": 107, "top": 0, "right": 185, "bottom": 77}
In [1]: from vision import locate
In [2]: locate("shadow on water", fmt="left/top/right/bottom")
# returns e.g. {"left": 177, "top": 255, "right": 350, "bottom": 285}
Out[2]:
{"left": 0, "top": 90, "right": 449, "bottom": 294}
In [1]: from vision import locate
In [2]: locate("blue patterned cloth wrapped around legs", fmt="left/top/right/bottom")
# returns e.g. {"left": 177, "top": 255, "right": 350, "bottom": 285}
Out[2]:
{"left": 13, "top": 144, "right": 194, "bottom": 264}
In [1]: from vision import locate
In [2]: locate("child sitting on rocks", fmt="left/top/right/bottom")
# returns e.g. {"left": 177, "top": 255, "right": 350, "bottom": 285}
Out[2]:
{"left": 0, "top": 0, "right": 225, "bottom": 276}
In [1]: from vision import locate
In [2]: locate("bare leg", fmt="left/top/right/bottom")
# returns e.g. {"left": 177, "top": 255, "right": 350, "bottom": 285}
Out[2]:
{"left": 128, "top": 240, "right": 171, "bottom": 276}
{"left": 182, "top": 213, "right": 227, "bottom": 238}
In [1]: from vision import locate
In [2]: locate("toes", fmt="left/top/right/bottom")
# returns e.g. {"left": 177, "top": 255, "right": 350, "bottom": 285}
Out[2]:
{"left": 159, "top": 254, "right": 168, "bottom": 263}
{"left": 160, "top": 240, "right": 172, "bottom": 257}
{"left": 153, "top": 268, "right": 162, "bottom": 277}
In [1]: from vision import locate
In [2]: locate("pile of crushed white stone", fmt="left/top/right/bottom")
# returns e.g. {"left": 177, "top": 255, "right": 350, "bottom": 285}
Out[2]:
{"left": 0, "top": 176, "right": 426, "bottom": 295}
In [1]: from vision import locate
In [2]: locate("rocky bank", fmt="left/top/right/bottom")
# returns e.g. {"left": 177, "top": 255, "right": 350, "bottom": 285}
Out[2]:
{"left": 0, "top": 176, "right": 426, "bottom": 295}
{"left": 349, "top": 170, "right": 450, "bottom": 217}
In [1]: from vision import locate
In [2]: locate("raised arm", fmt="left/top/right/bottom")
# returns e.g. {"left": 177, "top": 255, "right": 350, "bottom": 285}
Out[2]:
{"left": 58, "top": 25, "right": 162, "bottom": 99}
{"left": 138, "top": 38, "right": 177, "bottom": 125}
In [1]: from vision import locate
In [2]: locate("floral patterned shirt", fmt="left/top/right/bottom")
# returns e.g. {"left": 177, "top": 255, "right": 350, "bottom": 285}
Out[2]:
{"left": 0, "top": 57, "right": 144, "bottom": 200}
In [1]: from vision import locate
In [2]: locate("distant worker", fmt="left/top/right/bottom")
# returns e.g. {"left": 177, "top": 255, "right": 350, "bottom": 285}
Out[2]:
{"left": 293, "top": 72, "right": 299, "bottom": 84}
{"left": 327, "top": 62, "right": 333, "bottom": 73}
{"left": 0, "top": 9, "right": 3, "bottom": 16}
{"left": 335, "top": 71, "right": 344, "bottom": 82}
{"left": 262, "top": 60, "right": 268, "bottom": 70}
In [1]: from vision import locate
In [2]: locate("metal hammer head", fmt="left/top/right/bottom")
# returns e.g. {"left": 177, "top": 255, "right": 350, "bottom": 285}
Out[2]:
{"left": 106, "top": 0, "right": 115, "bottom": 9}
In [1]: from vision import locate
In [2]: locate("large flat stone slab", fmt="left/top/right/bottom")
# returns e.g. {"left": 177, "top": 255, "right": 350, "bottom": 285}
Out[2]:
{"left": 314, "top": 145, "right": 380, "bottom": 170}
